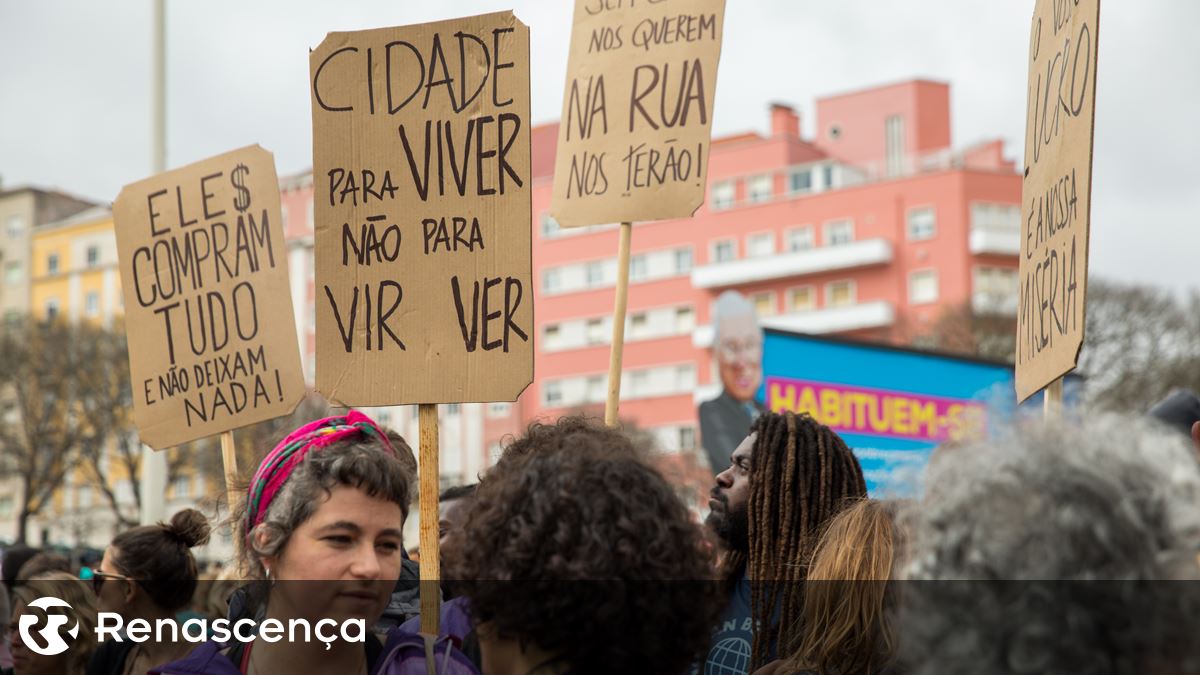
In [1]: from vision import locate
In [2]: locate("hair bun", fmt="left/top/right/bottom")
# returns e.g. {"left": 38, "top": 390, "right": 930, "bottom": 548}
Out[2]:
{"left": 166, "top": 509, "right": 211, "bottom": 548}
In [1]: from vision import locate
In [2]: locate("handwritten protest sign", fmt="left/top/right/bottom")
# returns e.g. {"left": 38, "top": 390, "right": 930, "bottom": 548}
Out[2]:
{"left": 550, "top": 0, "right": 726, "bottom": 228}
{"left": 1015, "top": 0, "right": 1100, "bottom": 402}
{"left": 113, "top": 145, "right": 306, "bottom": 449}
{"left": 309, "top": 12, "right": 533, "bottom": 406}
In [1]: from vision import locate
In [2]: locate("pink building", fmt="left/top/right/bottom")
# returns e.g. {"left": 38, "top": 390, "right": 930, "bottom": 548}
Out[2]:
{"left": 281, "top": 79, "right": 1023, "bottom": 484}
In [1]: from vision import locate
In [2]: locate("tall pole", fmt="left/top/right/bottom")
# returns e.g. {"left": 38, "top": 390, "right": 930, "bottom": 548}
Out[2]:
{"left": 140, "top": 0, "right": 169, "bottom": 525}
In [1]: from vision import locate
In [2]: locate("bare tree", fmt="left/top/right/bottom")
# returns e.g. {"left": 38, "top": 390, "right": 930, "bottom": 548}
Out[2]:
{"left": 0, "top": 318, "right": 114, "bottom": 543}
{"left": 925, "top": 299, "right": 1017, "bottom": 363}
{"left": 1079, "top": 278, "right": 1200, "bottom": 412}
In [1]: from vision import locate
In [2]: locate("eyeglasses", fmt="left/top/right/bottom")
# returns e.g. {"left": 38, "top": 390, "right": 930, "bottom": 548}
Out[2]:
{"left": 91, "top": 570, "right": 133, "bottom": 596}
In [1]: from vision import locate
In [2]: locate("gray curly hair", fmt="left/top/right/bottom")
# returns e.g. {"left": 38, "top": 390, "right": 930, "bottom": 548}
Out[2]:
{"left": 239, "top": 439, "right": 410, "bottom": 579}
{"left": 898, "top": 416, "right": 1200, "bottom": 674}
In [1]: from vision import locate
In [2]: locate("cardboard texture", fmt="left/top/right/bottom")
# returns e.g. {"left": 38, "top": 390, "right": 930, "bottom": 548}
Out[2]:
{"left": 1015, "top": 0, "right": 1099, "bottom": 403}
{"left": 310, "top": 12, "right": 534, "bottom": 406}
{"left": 112, "top": 145, "right": 306, "bottom": 449}
{"left": 550, "top": 0, "right": 726, "bottom": 228}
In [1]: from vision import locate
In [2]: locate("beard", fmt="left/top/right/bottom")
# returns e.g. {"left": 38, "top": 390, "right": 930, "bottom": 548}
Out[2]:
{"left": 705, "top": 490, "right": 749, "bottom": 553}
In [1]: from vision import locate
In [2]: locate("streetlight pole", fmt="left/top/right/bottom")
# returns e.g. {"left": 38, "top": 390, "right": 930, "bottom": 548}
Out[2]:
{"left": 140, "top": 0, "right": 168, "bottom": 525}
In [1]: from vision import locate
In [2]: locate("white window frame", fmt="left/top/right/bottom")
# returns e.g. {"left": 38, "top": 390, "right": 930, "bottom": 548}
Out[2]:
{"left": 747, "top": 174, "right": 773, "bottom": 203}
{"left": 629, "top": 254, "right": 648, "bottom": 281}
{"left": 825, "top": 280, "right": 857, "bottom": 307}
{"left": 786, "top": 285, "right": 816, "bottom": 312}
{"left": 84, "top": 292, "right": 100, "bottom": 318}
{"left": 86, "top": 245, "right": 101, "bottom": 268}
{"left": 674, "top": 247, "right": 693, "bottom": 274}
{"left": 823, "top": 219, "right": 854, "bottom": 246}
{"left": 746, "top": 231, "right": 776, "bottom": 258}
{"left": 710, "top": 238, "right": 737, "bottom": 264}
{"left": 542, "top": 268, "right": 561, "bottom": 294}
{"left": 4, "top": 261, "right": 21, "bottom": 284}
{"left": 5, "top": 215, "right": 24, "bottom": 239}
{"left": 541, "top": 213, "right": 562, "bottom": 238}
{"left": 47, "top": 253, "right": 60, "bottom": 276}
{"left": 585, "top": 260, "right": 604, "bottom": 287}
{"left": 785, "top": 225, "right": 815, "bottom": 252}
{"left": 543, "top": 381, "right": 563, "bottom": 407}
{"left": 486, "top": 402, "right": 512, "bottom": 418}
{"left": 906, "top": 206, "right": 937, "bottom": 241}
{"left": 711, "top": 180, "right": 735, "bottom": 210}
{"left": 750, "top": 291, "right": 776, "bottom": 317}
{"left": 674, "top": 306, "right": 695, "bottom": 332}
{"left": 788, "top": 168, "right": 813, "bottom": 195}
{"left": 585, "top": 317, "right": 605, "bottom": 345}
{"left": 544, "top": 323, "right": 562, "bottom": 350}
{"left": 908, "top": 269, "right": 939, "bottom": 305}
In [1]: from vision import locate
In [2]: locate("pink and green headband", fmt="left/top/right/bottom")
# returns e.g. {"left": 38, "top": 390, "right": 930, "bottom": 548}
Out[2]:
{"left": 245, "top": 410, "right": 396, "bottom": 533}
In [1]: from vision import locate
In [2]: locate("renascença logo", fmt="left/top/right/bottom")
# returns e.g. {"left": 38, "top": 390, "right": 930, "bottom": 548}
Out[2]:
{"left": 18, "top": 597, "right": 79, "bottom": 656}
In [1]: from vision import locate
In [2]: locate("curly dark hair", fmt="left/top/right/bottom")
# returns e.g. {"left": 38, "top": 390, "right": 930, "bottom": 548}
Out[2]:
{"left": 447, "top": 416, "right": 722, "bottom": 675}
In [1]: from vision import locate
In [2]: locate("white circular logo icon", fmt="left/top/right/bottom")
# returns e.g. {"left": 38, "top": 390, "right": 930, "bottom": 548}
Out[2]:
{"left": 18, "top": 597, "right": 79, "bottom": 656}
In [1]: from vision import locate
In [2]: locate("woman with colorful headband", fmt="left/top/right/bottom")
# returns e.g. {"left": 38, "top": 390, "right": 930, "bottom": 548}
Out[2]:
{"left": 153, "top": 411, "right": 411, "bottom": 675}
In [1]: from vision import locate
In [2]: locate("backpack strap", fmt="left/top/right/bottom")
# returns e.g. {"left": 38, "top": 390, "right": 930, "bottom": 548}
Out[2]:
{"left": 422, "top": 634, "right": 438, "bottom": 675}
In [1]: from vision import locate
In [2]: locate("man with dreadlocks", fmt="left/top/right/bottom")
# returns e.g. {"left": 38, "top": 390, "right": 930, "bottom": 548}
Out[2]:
{"left": 698, "top": 410, "right": 867, "bottom": 675}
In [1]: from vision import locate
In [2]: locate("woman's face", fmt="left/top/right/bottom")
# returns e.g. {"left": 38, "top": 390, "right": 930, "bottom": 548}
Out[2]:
{"left": 263, "top": 484, "right": 405, "bottom": 624}
{"left": 8, "top": 599, "right": 73, "bottom": 675}
{"left": 94, "top": 548, "right": 133, "bottom": 616}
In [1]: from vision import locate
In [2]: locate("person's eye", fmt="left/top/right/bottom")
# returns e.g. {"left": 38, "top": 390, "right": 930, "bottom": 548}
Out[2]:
{"left": 324, "top": 535, "right": 353, "bottom": 546}
{"left": 376, "top": 541, "right": 401, "bottom": 553}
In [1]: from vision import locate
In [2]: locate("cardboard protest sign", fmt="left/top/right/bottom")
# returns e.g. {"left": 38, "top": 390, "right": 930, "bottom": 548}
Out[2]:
{"left": 309, "top": 12, "right": 533, "bottom": 406}
{"left": 1015, "top": 0, "right": 1100, "bottom": 402}
{"left": 550, "top": 0, "right": 726, "bottom": 228}
{"left": 113, "top": 145, "right": 306, "bottom": 449}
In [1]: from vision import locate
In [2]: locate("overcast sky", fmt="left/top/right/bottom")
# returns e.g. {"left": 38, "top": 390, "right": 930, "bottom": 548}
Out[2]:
{"left": 1, "top": 0, "right": 1196, "bottom": 293}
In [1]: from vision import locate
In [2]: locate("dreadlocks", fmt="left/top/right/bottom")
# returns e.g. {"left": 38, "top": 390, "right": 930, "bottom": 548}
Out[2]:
{"left": 741, "top": 410, "right": 867, "bottom": 670}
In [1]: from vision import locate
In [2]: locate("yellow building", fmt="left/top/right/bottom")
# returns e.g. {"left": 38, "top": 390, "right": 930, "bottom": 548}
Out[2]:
{"left": 30, "top": 206, "right": 122, "bottom": 326}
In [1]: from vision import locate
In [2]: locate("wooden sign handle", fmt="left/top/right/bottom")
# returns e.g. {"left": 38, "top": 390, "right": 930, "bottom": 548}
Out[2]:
{"left": 418, "top": 403, "right": 441, "bottom": 634}
{"left": 219, "top": 431, "right": 239, "bottom": 515}
{"left": 1044, "top": 377, "right": 1064, "bottom": 420}
{"left": 604, "top": 222, "right": 634, "bottom": 427}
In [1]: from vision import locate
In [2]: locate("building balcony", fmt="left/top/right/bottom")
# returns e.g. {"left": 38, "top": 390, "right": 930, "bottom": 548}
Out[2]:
{"left": 969, "top": 227, "right": 1021, "bottom": 256}
{"left": 692, "top": 300, "right": 896, "bottom": 348}
{"left": 691, "top": 239, "right": 893, "bottom": 289}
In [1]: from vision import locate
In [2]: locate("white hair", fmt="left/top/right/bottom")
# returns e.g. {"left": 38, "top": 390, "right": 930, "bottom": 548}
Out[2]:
{"left": 712, "top": 291, "right": 762, "bottom": 345}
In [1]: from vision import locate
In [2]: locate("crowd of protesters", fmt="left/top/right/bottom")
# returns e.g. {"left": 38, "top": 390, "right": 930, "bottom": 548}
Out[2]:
{"left": 2, "top": 388, "right": 1200, "bottom": 675}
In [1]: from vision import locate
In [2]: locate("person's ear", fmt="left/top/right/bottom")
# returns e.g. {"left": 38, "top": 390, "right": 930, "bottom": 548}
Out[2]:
{"left": 123, "top": 579, "right": 138, "bottom": 605}
{"left": 1190, "top": 421, "right": 1200, "bottom": 455}
{"left": 253, "top": 528, "right": 277, "bottom": 576}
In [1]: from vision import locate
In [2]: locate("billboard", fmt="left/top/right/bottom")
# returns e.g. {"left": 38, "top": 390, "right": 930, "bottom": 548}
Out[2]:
{"left": 759, "top": 329, "right": 1079, "bottom": 495}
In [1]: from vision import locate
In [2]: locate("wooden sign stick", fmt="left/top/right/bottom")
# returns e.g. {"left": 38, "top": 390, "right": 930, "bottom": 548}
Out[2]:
{"left": 418, "top": 403, "right": 441, "bottom": 634}
{"left": 1044, "top": 377, "right": 1064, "bottom": 420}
{"left": 219, "top": 431, "right": 239, "bottom": 515}
{"left": 604, "top": 222, "right": 634, "bottom": 427}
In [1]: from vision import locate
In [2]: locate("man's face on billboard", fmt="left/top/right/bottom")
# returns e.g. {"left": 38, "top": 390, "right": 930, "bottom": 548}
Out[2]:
{"left": 716, "top": 315, "right": 762, "bottom": 402}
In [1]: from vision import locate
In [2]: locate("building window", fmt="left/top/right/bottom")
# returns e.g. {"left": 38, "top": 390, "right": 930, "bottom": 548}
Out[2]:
{"left": 586, "top": 375, "right": 606, "bottom": 403}
{"left": 586, "top": 318, "right": 605, "bottom": 345}
{"left": 747, "top": 175, "right": 772, "bottom": 203}
{"left": 907, "top": 207, "right": 936, "bottom": 241}
{"left": 86, "top": 245, "right": 101, "bottom": 268}
{"left": 885, "top": 115, "right": 906, "bottom": 177}
{"left": 541, "top": 213, "right": 562, "bottom": 238}
{"left": 629, "top": 254, "right": 648, "bottom": 281}
{"left": 487, "top": 402, "right": 512, "bottom": 418}
{"left": 973, "top": 266, "right": 1019, "bottom": 312}
{"left": 47, "top": 254, "right": 59, "bottom": 275}
{"left": 629, "top": 311, "right": 649, "bottom": 338}
{"left": 787, "top": 286, "right": 816, "bottom": 312}
{"left": 543, "top": 381, "right": 563, "bottom": 407}
{"left": 824, "top": 219, "right": 854, "bottom": 246}
{"left": 788, "top": 169, "right": 812, "bottom": 194}
{"left": 542, "top": 268, "right": 561, "bottom": 294}
{"left": 674, "top": 248, "right": 693, "bottom": 274}
{"left": 445, "top": 403, "right": 461, "bottom": 416}
{"left": 5, "top": 215, "right": 24, "bottom": 239}
{"left": 585, "top": 261, "right": 604, "bottom": 287}
{"left": 711, "top": 239, "right": 736, "bottom": 263}
{"left": 45, "top": 298, "right": 60, "bottom": 320}
{"left": 84, "top": 292, "right": 100, "bottom": 318}
{"left": 826, "top": 281, "right": 856, "bottom": 307}
{"left": 4, "top": 261, "right": 20, "bottom": 284}
{"left": 678, "top": 426, "right": 697, "bottom": 450}
{"left": 630, "top": 370, "right": 649, "bottom": 396}
{"left": 746, "top": 232, "right": 775, "bottom": 258}
{"left": 711, "top": 180, "right": 735, "bottom": 210}
{"left": 822, "top": 165, "right": 835, "bottom": 190}
{"left": 676, "top": 364, "right": 696, "bottom": 390}
{"left": 785, "top": 226, "right": 815, "bottom": 252}
{"left": 970, "top": 203, "right": 1021, "bottom": 231}
{"left": 675, "top": 306, "right": 695, "bottom": 332}
{"left": 544, "top": 324, "right": 562, "bottom": 350}
{"left": 750, "top": 291, "right": 776, "bottom": 317}
{"left": 909, "top": 270, "right": 939, "bottom": 305}
{"left": 172, "top": 476, "right": 191, "bottom": 499}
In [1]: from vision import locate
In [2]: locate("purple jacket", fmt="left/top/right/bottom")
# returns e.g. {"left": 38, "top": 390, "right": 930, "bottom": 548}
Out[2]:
{"left": 150, "top": 631, "right": 392, "bottom": 675}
